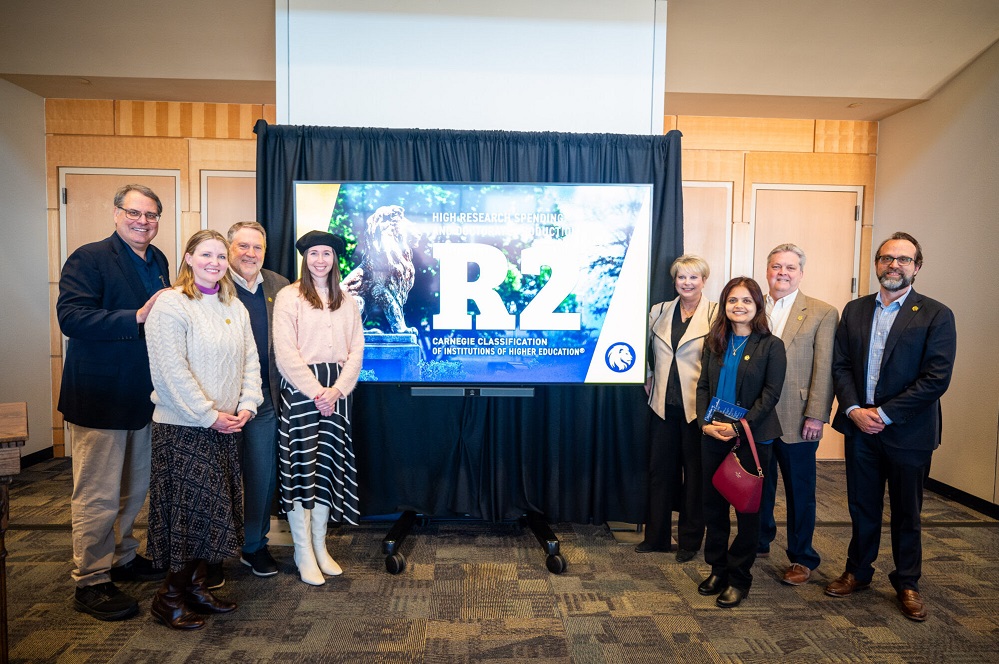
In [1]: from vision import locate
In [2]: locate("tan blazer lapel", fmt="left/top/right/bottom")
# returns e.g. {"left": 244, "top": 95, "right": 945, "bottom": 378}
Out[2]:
{"left": 779, "top": 293, "right": 808, "bottom": 347}
{"left": 650, "top": 299, "right": 679, "bottom": 352}
{"left": 677, "top": 298, "right": 714, "bottom": 349}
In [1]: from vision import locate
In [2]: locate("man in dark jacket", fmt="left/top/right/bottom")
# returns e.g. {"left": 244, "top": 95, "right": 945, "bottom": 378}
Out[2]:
{"left": 227, "top": 221, "right": 290, "bottom": 581}
{"left": 58, "top": 184, "right": 170, "bottom": 620}
{"left": 825, "top": 232, "right": 957, "bottom": 622}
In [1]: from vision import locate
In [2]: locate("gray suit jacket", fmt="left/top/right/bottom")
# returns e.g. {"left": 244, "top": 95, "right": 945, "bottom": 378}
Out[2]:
{"left": 773, "top": 291, "right": 838, "bottom": 443}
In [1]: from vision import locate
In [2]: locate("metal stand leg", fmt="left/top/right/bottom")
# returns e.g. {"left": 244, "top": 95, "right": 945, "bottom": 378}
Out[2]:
{"left": 524, "top": 511, "right": 567, "bottom": 574}
{"left": 381, "top": 510, "right": 417, "bottom": 574}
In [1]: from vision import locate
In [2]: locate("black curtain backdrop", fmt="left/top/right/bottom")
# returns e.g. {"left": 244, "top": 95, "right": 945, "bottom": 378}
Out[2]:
{"left": 255, "top": 121, "right": 683, "bottom": 523}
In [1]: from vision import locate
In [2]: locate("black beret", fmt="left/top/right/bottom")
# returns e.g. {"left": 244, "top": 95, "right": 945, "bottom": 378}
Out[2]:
{"left": 295, "top": 230, "right": 345, "bottom": 256}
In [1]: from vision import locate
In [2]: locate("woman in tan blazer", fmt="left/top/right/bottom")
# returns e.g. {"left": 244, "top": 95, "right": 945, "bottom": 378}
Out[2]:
{"left": 638, "top": 255, "right": 718, "bottom": 561}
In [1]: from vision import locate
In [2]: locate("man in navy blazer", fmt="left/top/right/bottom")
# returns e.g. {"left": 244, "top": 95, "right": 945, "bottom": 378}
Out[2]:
{"left": 825, "top": 232, "right": 957, "bottom": 622}
{"left": 58, "top": 184, "right": 171, "bottom": 621}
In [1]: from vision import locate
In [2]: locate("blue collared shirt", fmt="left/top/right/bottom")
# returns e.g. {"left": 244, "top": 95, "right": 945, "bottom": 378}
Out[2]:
{"left": 114, "top": 232, "right": 166, "bottom": 297}
{"left": 847, "top": 287, "right": 912, "bottom": 426}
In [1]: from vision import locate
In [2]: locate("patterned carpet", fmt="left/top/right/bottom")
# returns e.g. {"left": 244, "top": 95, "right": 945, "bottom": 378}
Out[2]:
{"left": 4, "top": 459, "right": 999, "bottom": 663}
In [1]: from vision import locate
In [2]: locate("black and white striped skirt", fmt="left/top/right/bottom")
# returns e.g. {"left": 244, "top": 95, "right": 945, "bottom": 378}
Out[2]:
{"left": 278, "top": 362, "right": 359, "bottom": 524}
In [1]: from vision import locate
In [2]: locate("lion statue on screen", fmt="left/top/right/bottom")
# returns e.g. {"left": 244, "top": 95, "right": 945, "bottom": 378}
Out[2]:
{"left": 342, "top": 205, "right": 419, "bottom": 335}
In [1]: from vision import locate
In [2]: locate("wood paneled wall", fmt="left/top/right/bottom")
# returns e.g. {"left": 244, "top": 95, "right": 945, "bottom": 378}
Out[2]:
{"left": 42, "top": 100, "right": 876, "bottom": 457}
{"left": 671, "top": 115, "right": 878, "bottom": 291}
{"left": 45, "top": 99, "right": 275, "bottom": 456}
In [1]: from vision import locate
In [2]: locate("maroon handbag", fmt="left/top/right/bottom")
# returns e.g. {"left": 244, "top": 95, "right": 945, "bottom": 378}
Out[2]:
{"left": 711, "top": 418, "right": 764, "bottom": 513}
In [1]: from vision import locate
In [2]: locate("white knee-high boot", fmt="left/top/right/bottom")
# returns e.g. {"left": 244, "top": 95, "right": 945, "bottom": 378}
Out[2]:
{"left": 287, "top": 503, "right": 324, "bottom": 585}
{"left": 311, "top": 503, "right": 343, "bottom": 576}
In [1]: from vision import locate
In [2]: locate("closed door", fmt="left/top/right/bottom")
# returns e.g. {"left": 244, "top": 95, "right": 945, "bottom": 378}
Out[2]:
{"left": 752, "top": 186, "right": 861, "bottom": 459}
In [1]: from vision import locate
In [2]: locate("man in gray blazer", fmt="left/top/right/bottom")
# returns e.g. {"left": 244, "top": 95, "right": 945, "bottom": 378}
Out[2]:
{"left": 227, "top": 222, "right": 290, "bottom": 582}
{"left": 757, "top": 244, "right": 838, "bottom": 586}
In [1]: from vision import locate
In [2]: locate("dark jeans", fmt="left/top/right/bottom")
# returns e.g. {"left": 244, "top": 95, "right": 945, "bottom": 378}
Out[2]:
{"left": 758, "top": 438, "right": 821, "bottom": 570}
{"left": 238, "top": 391, "right": 278, "bottom": 554}
{"left": 844, "top": 430, "right": 932, "bottom": 591}
{"left": 644, "top": 406, "right": 704, "bottom": 551}
{"left": 702, "top": 434, "right": 773, "bottom": 591}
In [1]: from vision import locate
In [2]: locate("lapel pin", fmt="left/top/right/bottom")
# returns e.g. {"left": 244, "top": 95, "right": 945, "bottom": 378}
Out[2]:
{"left": 226, "top": 319, "right": 231, "bottom": 325}
{"left": 268, "top": 297, "right": 274, "bottom": 302}
{"left": 797, "top": 315, "right": 804, "bottom": 321}
{"left": 743, "top": 355, "right": 750, "bottom": 361}
{"left": 912, "top": 305, "right": 919, "bottom": 312}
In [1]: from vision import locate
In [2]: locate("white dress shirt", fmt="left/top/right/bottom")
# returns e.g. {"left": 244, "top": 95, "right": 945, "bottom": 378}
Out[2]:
{"left": 765, "top": 289, "right": 798, "bottom": 338}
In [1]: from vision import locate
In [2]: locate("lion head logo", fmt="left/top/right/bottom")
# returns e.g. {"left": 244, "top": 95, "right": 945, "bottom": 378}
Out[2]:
{"left": 605, "top": 342, "right": 636, "bottom": 372}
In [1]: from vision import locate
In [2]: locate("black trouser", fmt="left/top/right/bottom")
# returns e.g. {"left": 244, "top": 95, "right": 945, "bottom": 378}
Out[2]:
{"left": 844, "top": 429, "right": 932, "bottom": 591}
{"left": 644, "top": 406, "right": 704, "bottom": 551}
{"left": 701, "top": 435, "right": 773, "bottom": 590}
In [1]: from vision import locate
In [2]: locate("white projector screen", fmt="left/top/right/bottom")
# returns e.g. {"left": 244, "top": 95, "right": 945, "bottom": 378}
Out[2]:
{"left": 277, "top": 0, "right": 667, "bottom": 134}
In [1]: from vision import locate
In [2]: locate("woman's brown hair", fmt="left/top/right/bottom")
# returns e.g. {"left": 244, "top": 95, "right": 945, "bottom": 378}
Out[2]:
{"left": 705, "top": 277, "right": 769, "bottom": 359}
{"left": 299, "top": 248, "right": 344, "bottom": 311}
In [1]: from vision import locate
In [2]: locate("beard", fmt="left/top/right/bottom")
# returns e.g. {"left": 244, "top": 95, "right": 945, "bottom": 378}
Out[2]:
{"left": 878, "top": 270, "right": 912, "bottom": 291}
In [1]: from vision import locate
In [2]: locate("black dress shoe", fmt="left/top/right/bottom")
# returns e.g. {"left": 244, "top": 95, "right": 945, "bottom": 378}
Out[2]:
{"left": 634, "top": 541, "right": 668, "bottom": 553}
{"left": 73, "top": 582, "right": 139, "bottom": 621}
{"left": 698, "top": 574, "right": 726, "bottom": 595}
{"left": 716, "top": 586, "right": 748, "bottom": 608}
{"left": 675, "top": 548, "right": 696, "bottom": 563}
{"left": 109, "top": 554, "right": 167, "bottom": 583}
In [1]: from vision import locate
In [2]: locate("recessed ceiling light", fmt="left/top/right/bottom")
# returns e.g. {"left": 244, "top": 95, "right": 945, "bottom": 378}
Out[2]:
{"left": 847, "top": 102, "right": 861, "bottom": 108}
{"left": 79, "top": 78, "right": 91, "bottom": 85}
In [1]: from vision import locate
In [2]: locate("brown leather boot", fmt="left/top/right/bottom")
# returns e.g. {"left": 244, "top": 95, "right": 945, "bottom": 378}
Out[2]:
{"left": 150, "top": 564, "right": 205, "bottom": 630}
{"left": 186, "top": 559, "right": 237, "bottom": 614}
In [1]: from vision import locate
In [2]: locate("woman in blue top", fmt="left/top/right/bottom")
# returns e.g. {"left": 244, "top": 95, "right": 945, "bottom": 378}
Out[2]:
{"left": 695, "top": 277, "right": 786, "bottom": 608}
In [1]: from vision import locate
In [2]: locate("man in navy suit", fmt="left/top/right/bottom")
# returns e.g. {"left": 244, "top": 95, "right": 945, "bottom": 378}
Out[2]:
{"left": 58, "top": 184, "right": 170, "bottom": 621}
{"left": 825, "top": 232, "right": 957, "bottom": 622}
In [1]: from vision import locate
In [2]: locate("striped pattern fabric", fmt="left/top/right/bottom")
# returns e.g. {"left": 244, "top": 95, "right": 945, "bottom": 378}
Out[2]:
{"left": 278, "top": 362, "right": 360, "bottom": 524}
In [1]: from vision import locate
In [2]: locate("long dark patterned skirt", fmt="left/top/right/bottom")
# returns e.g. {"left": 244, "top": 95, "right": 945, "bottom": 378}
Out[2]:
{"left": 278, "top": 362, "right": 359, "bottom": 524}
{"left": 148, "top": 423, "right": 244, "bottom": 572}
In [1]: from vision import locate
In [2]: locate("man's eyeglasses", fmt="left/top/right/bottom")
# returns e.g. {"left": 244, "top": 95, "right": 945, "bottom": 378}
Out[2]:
{"left": 117, "top": 206, "right": 161, "bottom": 223}
{"left": 876, "top": 255, "right": 914, "bottom": 266}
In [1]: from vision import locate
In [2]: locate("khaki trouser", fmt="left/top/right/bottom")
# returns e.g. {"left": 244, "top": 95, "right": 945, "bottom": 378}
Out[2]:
{"left": 69, "top": 423, "right": 152, "bottom": 587}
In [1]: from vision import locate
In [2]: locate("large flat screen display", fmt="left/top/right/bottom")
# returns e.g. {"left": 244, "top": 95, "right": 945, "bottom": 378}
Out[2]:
{"left": 293, "top": 182, "right": 651, "bottom": 385}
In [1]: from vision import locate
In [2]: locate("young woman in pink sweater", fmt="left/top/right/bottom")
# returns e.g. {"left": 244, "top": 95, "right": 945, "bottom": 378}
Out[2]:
{"left": 273, "top": 231, "right": 364, "bottom": 585}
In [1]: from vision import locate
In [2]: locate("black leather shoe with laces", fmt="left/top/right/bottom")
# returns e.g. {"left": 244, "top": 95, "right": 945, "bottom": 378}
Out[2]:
{"left": 73, "top": 582, "right": 139, "bottom": 621}
{"left": 109, "top": 554, "right": 167, "bottom": 583}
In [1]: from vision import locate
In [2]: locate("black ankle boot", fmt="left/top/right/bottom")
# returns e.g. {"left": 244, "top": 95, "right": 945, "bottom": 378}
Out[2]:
{"left": 186, "top": 559, "right": 237, "bottom": 614}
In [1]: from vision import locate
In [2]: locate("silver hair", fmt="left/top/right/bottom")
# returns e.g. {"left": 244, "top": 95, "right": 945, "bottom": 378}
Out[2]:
{"left": 767, "top": 243, "right": 806, "bottom": 270}
{"left": 227, "top": 221, "right": 267, "bottom": 246}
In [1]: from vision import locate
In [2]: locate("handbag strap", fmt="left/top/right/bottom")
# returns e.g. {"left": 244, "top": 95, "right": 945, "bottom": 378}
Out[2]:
{"left": 738, "top": 417, "right": 763, "bottom": 477}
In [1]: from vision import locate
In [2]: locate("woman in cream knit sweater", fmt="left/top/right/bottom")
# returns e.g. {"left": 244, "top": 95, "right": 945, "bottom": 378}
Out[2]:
{"left": 145, "top": 229, "right": 263, "bottom": 630}
{"left": 274, "top": 230, "right": 364, "bottom": 585}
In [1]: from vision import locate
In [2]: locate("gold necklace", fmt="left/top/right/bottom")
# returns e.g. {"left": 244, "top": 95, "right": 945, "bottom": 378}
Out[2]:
{"left": 679, "top": 298, "right": 699, "bottom": 319}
